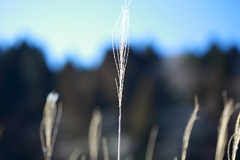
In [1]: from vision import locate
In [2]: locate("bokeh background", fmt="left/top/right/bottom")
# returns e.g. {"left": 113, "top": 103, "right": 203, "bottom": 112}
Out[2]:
{"left": 1, "top": 0, "right": 240, "bottom": 160}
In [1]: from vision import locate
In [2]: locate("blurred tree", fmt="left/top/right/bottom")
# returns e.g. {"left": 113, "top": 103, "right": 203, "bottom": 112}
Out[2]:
{"left": 0, "top": 42, "right": 53, "bottom": 160}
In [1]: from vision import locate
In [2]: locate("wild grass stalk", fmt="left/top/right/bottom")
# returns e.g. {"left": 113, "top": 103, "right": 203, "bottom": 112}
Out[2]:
{"left": 232, "top": 111, "right": 240, "bottom": 160}
{"left": 145, "top": 125, "right": 159, "bottom": 160}
{"left": 102, "top": 137, "right": 110, "bottom": 160}
{"left": 40, "top": 92, "right": 62, "bottom": 160}
{"left": 227, "top": 111, "right": 240, "bottom": 160}
{"left": 181, "top": 95, "right": 199, "bottom": 160}
{"left": 81, "top": 154, "right": 86, "bottom": 160}
{"left": 215, "top": 91, "right": 238, "bottom": 160}
{"left": 112, "top": 1, "right": 132, "bottom": 160}
{"left": 89, "top": 108, "right": 102, "bottom": 160}
{"left": 68, "top": 147, "right": 82, "bottom": 160}
{"left": 36, "top": 2, "right": 240, "bottom": 160}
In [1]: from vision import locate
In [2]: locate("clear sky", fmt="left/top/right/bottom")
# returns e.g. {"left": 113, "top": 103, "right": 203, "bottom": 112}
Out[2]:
{"left": 0, "top": 0, "right": 240, "bottom": 70}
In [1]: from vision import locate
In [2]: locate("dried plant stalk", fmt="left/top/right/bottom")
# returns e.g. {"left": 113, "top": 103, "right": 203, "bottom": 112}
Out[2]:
{"left": 181, "top": 95, "right": 199, "bottom": 160}
{"left": 89, "top": 108, "right": 102, "bottom": 160}
{"left": 112, "top": 1, "right": 131, "bottom": 160}
{"left": 231, "top": 112, "right": 240, "bottom": 160}
{"left": 68, "top": 147, "right": 82, "bottom": 160}
{"left": 81, "top": 154, "right": 86, "bottom": 160}
{"left": 228, "top": 134, "right": 235, "bottom": 160}
{"left": 40, "top": 92, "right": 62, "bottom": 160}
{"left": 102, "top": 137, "right": 109, "bottom": 160}
{"left": 215, "top": 92, "right": 235, "bottom": 160}
{"left": 227, "top": 109, "right": 240, "bottom": 160}
{"left": 145, "top": 125, "right": 159, "bottom": 160}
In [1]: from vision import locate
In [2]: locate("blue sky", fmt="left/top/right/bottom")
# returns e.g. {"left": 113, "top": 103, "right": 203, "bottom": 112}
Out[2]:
{"left": 0, "top": 0, "right": 240, "bottom": 70}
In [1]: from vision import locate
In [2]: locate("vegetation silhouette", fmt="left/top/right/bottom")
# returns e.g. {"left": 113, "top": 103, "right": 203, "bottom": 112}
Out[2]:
{"left": 0, "top": 41, "right": 240, "bottom": 160}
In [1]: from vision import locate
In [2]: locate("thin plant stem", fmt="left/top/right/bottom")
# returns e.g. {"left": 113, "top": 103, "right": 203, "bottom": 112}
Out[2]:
{"left": 89, "top": 108, "right": 102, "bottom": 160}
{"left": 215, "top": 91, "right": 237, "bottom": 160}
{"left": 68, "top": 147, "right": 82, "bottom": 160}
{"left": 227, "top": 110, "right": 240, "bottom": 160}
{"left": 118, "top": 106, "right": 122, "bottom": 160}
{"left": 181, "top": 95, "right": 199, "bottom": 160}
{"left": 145, "top": 125, "right": 159, "bottom": 160}
{"left": 102, "top": 137, "right": 109, "bottom": 160}
{"left": 112, "top": 1, "right": 132, "bottom": 160}
{"left": 231, "top": 112, "right": 240, "bottom": 160}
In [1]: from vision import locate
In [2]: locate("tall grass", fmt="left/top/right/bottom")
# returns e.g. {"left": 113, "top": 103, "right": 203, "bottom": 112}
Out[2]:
{"left": 102, "top": 137, "right": 110, "bottom": 160}
{"left": 112, "top": 1, "right": 131, "bottom": 160}
{"left": 145, "top": 125, "right": 159, "bottom": 160}
{"left": 228, "top": 111, "right": 240, "bottom": 160}
{"left": 40, "top": 92, "right": 62, "bottom": 160}
{"left": 38, "top": 1, "right": 240, "bottom": 160}
{"left": 39, "top": 92, "right": 240, "bottom": 160}
{"left": 89, "top": 108, "right": 102, "bottom": 160}
{"left": 215, "top": 92, "right": 235, "bottom": 160}
{"left": 180, "top": 96, "right": 199, "bottom": 160}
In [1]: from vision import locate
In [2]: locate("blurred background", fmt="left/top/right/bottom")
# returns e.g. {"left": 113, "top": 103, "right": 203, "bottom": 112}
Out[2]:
{"left": 1, "top": 0, "right": 240, "bottom": 160}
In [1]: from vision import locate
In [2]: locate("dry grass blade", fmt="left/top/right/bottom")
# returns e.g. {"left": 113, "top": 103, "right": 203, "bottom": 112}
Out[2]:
{"left": 102, "top": 137, "right": 109, "bottom": 160}
{"left": 112, "top": 1, "right": 132, "bottom": 160}
{"left": 40, "top": 92, "right": 62, "bottom": 160}
{"left": 228, "top": 133, "right": 238, "bottom": 160}
{"left": 145, "top": 125, "right": 159, "bottom": 160}
{"left": 227, "top": 109, "right": 240, "bottom": 160}
{"left": 231, "top": 111, "right": 240, "bottom": 160}
{"left": 174, "top": 157, "right": 178, "bottom": 160}
{"left": 81, "top": 154, "right": 86, "bottom": 160}
{"left": 68, "top": 147, "right": 82, "bottom": 160}
{"left": 181, "top": 95, "right": 199, "bottom": 160}
{"left": 89, "top": 108, "right": 102, "bottom": 160}
{"left": 215, "top": 91, "right": 236, "bottom": 160}
{"left": 228, "top": 134, "right": 235, "bottom": 160}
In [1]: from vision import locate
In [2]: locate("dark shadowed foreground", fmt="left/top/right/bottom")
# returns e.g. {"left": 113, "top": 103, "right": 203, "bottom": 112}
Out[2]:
{"left": 0, "top": 42, "right": 240, "bottom": 160}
